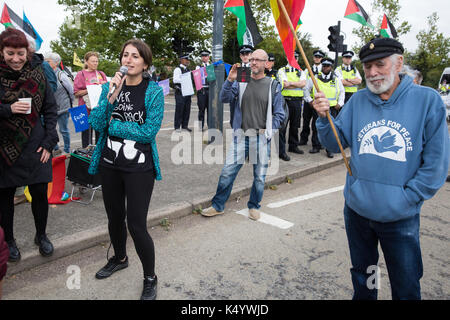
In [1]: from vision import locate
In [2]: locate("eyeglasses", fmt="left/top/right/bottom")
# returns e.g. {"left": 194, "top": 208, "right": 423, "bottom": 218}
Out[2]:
{"left": 249, "top": 58, "right": 267, "bottom": 63}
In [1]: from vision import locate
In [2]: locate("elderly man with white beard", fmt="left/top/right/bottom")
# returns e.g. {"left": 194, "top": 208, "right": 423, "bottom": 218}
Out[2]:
{"left": 312, "top": 37, "right": 449, "bottom": 300}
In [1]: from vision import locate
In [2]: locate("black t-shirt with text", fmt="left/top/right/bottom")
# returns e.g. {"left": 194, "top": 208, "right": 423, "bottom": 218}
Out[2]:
{"left": 100, "top": 78, "right": 153, "bottom": 172}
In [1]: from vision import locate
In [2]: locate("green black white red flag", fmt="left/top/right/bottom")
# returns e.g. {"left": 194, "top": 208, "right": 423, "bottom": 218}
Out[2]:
{"left": 344, "top": 0, "right": 374, "bottom": 29}
{"left": 224, "top": 0, "right": 262, "bottom": 47}
{"left": 380, "top": 14, "right": 398, "bottom": 38}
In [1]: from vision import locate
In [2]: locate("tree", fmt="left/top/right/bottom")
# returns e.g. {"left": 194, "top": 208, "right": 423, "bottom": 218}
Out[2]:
{"left": 351, "top": 0, "right": 411, "bottom": 53}
{"left": 406, "top": 13, "right": 450, "bottom": 88}
{"left": 52, "top": 0, "right": 213, "bottom": 75}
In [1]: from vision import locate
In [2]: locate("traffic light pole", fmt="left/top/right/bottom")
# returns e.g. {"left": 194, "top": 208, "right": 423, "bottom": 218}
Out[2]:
{"left": 208, "top": 0, "right": 225, "bottom": 141}
{"left": 334, "top": 21, "right": 341, "bottom": 69}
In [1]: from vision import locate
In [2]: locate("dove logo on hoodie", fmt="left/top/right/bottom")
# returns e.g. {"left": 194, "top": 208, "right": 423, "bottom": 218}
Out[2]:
{"left": 358, "top": 120, "right": 412, "bottom": 162}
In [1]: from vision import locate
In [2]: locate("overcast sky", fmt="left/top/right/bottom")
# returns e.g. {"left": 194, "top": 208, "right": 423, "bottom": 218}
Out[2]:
{"left": 1, "top": 0, "right": 449, "bottom": 59}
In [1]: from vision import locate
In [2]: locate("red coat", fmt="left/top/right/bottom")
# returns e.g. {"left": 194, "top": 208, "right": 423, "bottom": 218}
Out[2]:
{"left": 0, "top": 226, "right": 8, "bottom": 281}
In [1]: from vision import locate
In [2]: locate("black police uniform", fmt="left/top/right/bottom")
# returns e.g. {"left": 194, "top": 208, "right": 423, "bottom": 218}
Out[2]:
{"left": 174, "top": 55, "right": 192, "bottom": 130}
{"left": 196, "top": 50, "right": 210, "bottom": 130}
{"left": 300, "top": 50, "right": 325, "bottom": 148}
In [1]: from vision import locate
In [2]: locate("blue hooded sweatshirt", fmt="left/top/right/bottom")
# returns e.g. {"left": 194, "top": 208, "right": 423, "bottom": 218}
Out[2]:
{"left": 316, "top": 75, "right": 449, "bottom": 222}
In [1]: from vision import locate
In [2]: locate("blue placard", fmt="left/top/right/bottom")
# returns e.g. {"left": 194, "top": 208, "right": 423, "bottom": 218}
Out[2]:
{"left": 69, "top": 105, "right": 90, "bottom": 132}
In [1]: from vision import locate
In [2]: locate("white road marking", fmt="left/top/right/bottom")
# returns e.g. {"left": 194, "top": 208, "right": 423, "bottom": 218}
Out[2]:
{"left": 267, "top": 185, "right": 345, "bottom": 209}
{"left": 235, "top": 208, "right": 294, "bottom": 229}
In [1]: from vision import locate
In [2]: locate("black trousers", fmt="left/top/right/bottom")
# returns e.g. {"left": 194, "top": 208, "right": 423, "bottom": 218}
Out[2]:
{"left": 279, "top": 98, "right": 302, "bottom": 155}
{"left": 196, "top": 88, "right": 209, "bottom": 129}
{"left": 326, "top": 107, "right": 340, "bottom": 154}
{"left": 99, "top": 166, "right": 156, "bottom": 277}
{"left": 81, "top": 128, "right": 99, "bottom": 148}
{"left": 300, "top": 101, "right": 321, "bottom": 148}
{"left": 0, "top": 183, "right": 49, "bottom": 241}
{"left": 174, "top": 92, "right": 192, "bottom": 129}
{"left": 344, "top": 92, "right": 354, "bottom": 104}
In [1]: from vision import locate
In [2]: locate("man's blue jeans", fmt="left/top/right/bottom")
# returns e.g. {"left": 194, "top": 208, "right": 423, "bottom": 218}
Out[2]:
{"left": 212, "top": 134, "right": 270, "bottom": 212}
{"left": 343, "top": 204, "right": 423, "bottom": 300}
{"left": 54, "top": 112, "right": 71, "bottom": 153}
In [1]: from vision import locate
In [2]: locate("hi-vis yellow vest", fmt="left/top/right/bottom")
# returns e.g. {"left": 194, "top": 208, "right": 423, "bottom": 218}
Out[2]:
{"left": 313, "top": 77, "right": 340, "bottom": 107}
{"left": 336, "top": 65, "right": 358, "bottom": 93}
{"left": 281, "top": 68, "right": 304, "bottom": 97}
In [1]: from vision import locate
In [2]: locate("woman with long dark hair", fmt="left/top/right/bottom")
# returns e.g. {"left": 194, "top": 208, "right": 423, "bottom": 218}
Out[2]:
{"left": 88, "top": 39, "right": 164, "bottom": 300}
{"left": 0, "top": 28, "right": 58, "bottom": 262}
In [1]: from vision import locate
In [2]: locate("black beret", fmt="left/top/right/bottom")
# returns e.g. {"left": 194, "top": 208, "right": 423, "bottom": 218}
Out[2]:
{"left": 313, "top": 50, "right": 325, "bottom": 58}
{"left": 321, "top": 57, "right": 334, "bottom": 66}
{"left": 359, "top": 37, "right": 404, "bottom": 63}
{"left": 342, "top": 50, "right": 354, "bottom": 57}
{"left": 239, "top": 45, "right": 254, "bottom": 53}
{"left": 200, "top": 50, "right": 211, "bottom": 56}
{"left": 268, "top": 53, "right": 275, "bottom": 61}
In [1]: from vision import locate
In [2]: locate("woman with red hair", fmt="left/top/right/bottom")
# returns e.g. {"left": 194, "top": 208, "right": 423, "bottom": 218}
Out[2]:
{"left": 0, "top": 28, "right": 59, "bottom": 262}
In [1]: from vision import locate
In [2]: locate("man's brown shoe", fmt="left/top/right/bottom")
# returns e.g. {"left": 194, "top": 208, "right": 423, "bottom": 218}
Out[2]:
{"left": 201, "top": 207, "right": 224, "bottom": 217}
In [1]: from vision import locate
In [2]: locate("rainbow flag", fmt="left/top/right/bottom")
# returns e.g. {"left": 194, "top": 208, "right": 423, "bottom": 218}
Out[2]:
{"left": 270, "top": 0, "right": 305, "bottom": 70}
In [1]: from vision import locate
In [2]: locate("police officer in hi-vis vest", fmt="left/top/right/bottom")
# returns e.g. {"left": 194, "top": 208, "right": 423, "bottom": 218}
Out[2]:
{"left": 335, "top": 50, "right": 362, "bottom": 104}
{"left": 300, "top": 49, "right": 325, "bottom": 151}
{"left": 264, "top": 53, "right": 277, "bottom": 80}
{"left": 173, "top": 53, "right": 193, "bottom": 132}
{"left": 196, "top": 49, "right": 211, "bottom": 131}
{"left": 277, "top": 51, "right": 307, "bottom": 161}
{"left": 304, "top": 57, "right": 345, "bottom": 158}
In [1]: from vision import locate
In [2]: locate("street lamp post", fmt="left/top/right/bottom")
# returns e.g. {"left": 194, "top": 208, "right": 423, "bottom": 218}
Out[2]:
{"left": 208, "top": 0, "right": 225, "bottom": 141}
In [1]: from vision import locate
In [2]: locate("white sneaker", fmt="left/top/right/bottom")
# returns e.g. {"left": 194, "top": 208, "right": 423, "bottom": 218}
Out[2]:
{"left": 201, "top": 207, "right": 224, "bottom": 217}
{"left": 248, "top": 208, "right": 261, "bottom": 221}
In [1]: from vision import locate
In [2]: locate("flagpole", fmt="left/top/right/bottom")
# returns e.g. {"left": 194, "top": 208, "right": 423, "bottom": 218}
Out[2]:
{"left": 276, "top": 0, "right": 352, "bottom": 176}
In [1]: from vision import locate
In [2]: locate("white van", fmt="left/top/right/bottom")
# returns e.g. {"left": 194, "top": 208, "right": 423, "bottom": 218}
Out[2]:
{"left": 438, "top": 67, "right": 450, "bottom": 121}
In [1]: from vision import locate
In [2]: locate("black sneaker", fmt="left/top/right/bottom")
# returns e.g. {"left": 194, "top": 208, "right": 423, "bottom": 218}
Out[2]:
{"left": 95, "top": 256, "right": 129, "bottom": 279}
{"left": 34, "top": 234, "right": 54, "bottom": 257}
{"left": 141, "top": 275, "right": 157, "bottom": 300}
{"left": 7, "top": 239, "right": 21, "bottom": 262}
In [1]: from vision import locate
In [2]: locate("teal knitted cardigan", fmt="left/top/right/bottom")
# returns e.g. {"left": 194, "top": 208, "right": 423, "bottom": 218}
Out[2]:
{"left": 87, "top": 81, "right": 164, "bottom": 180}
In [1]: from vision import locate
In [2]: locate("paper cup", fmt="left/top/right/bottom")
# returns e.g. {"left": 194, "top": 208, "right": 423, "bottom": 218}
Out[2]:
{"left": 19, "top": 98, "right": 32, "bottom": 114}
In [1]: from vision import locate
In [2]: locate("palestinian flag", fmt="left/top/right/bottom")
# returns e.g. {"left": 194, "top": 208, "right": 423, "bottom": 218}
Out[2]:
{"left": 224, "top": 0, "right": 262, "bottom": 47}
{"left": 380, "top": 14, "right": 398, "bottom": 38}
{"left": 270, "top": 0, "right": 305, "bottom": 70}
{"left": 344, "top": 0, "right": 374, "bottom": 29}
{"left": 1, "top": 4, "right": 43, "bottom": 50}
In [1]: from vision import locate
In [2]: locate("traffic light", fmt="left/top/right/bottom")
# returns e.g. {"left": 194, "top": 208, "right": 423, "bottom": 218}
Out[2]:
{"left": 327, "top": 25, "right": 340, "bottom": 52}
{"left": 172, "top": 37, "right": 195, "bottom": 55}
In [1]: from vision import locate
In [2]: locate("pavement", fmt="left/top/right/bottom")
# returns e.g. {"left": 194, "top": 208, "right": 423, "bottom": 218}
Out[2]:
{"left": 7, "top": 93, "right": 351, "bottom": 276}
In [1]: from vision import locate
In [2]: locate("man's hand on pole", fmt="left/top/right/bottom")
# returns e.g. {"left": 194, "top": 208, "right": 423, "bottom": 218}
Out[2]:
{"left": 312, "top": 91, "right": 330, "bottom": 118}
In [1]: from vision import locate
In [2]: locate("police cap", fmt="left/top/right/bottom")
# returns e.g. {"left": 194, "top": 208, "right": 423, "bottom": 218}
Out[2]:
{"left": 321, "top": 57, "right": 334, "bottom": 66}
{"left": 200, "top": 50, "right": 211, "bottom": 56}
{"left": 313, "top": 50, "right": 325, "bottom": 58}
{"left": 268, "top": 53, "right": 275, "bottom": 61}
{"left": 239, "top": 44, "right": 254, "bottom": 54}
{"left": 179, "top": 53, "right": 190, "bottom": 60}
{"left": 342, "top": 50, "right": 354, "bottom": 58}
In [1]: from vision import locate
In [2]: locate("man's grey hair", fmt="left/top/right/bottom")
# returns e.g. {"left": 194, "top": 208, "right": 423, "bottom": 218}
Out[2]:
{"left": 43, "top": 52, "right": 62, "bottom": 65}
{"left": 401, "top": 64, "right": 423, "bottom": 84}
